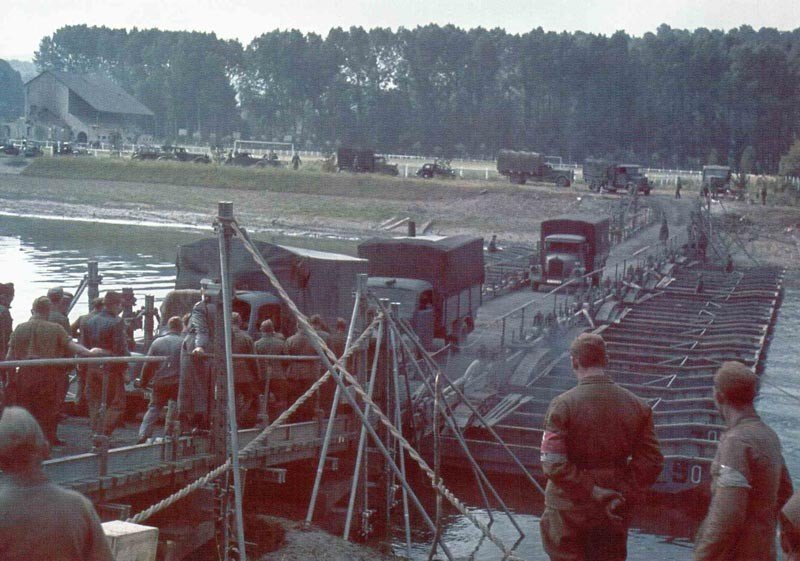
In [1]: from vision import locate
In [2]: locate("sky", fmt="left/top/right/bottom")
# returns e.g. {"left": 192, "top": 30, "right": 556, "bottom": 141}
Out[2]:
{"left": 3, "top": 0, "right": 800, "bottom": 61}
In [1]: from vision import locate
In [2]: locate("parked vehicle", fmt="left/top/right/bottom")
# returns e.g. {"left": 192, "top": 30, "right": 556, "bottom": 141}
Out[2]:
{"left": 224, "top": 151, "right": 283, "bottom": 168}
{"left": 337, "top": 148, "right": 399, "bottom": 176}
{"left": 158, "top": 146, "right": 211, "bottom": 164}
{"left": 417, "top": 160, "right": 456, "bottom": 179}
{"left": 1, "top": 143, "right": 20, "bottom": 156}
{"left": 583, "top": 159, "right": 650, "bottom": 195}
{"left": 496, "top": 150, "right": 573, "bottom": 186}
{"left": 702, "top": 165, "right": 732, "bottom": 196}
{"left": 531, "top": 215, "right": 610, "bottom": 290}
{"left": 131, "top": 146, "right": 160, "bottom": 160}
{"left": 358, "top": 235, "right": 484, "bottom": 349}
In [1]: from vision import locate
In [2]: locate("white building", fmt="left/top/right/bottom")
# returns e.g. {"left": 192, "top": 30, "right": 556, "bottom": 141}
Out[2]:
{"left": 24, "top": 71, "right": 153, "bottom": 144}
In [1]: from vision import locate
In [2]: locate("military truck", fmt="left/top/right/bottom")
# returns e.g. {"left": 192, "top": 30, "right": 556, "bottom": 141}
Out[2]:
{"left": 583, "top": 159, "right": 651, "bottom": 195}
{"left": 496, "top": 150, "right": 573, "bottom": 186}
{"left": 357, "top": 235, "right": 484, "bottom": 350}
{"left": 531, "top": 215, "right": 610, "bottom": 291}
{"left": 173, "top": 238, "right": 368, "bottom": 338}
{"left": 337, "top": 148, "right": 399, "bottom": 176}
{"left": 702, "top": 165, "right": 732, "bottom": 196}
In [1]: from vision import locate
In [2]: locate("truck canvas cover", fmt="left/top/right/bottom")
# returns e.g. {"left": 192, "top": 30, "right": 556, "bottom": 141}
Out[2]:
{"left": 175, "top": 238, "right": 367, "bottom": 324}
{"left": 357, "top": 235, "right": 485, "bottom": 295}
{"left": 497, "top": 150, "right": 545, "bottom": 173}
{"left": 541, "top": 214, "right": 611, "bottom": 263}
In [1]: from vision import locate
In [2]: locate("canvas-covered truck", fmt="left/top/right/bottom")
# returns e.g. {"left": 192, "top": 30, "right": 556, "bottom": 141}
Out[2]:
{"left": 531, "top": 215, "right": 610, "bottom": 291}
{"left": 337, "top": 148, "right": 399, "bottom": 176}
{"left": 173, "top": 238, "right": 368, "bottom": 338}
{"left": 702, "top": 165, "right": 733, "bottom": 196}
{"left": 583, "top": 159, "right": 651, "bottom": 195}
{"left": 357, "top": 235, "right": 484, "bottom": 350}
{"left": 496, "top": 150, "right": 573, "bottom": 186}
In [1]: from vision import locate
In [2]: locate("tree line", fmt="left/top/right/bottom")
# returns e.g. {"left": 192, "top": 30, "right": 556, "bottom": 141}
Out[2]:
{"left": 22, "top": 24, "right": 800, "bottom": 172}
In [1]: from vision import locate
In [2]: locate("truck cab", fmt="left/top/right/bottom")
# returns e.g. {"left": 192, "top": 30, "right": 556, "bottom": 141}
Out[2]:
{"left": 540, "top": 234, "right": 589, "bottom": 286}
{"left": 702, "top": 165, "right": 732, "bottom": 195}
{"left": 367, "top": 277, "right": 436, "bottom": 349}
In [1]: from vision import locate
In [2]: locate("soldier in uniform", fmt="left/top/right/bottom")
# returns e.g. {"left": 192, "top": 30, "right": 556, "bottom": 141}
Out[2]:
{"left": 0, "top": 407, "right": 114, "bottom": 561}
{"left": 82, "top": 291, "right": 130, "bottom": 437}
{"left": 178, "top": 283, "right": 214, "bottom": 430}
{"left": 330, "top": 317, "right": 348, "bottom": 358}
{"left": 285, "top": 323, "right": 319, "bottom": 421}
{"left": 136, "top": 316, "right": 183, "bottom": 443}
{"left": 0, "top": 283, "right": 14, "bottom": 362}
{"left": 6, "top": 297, "right": 98, "bottom": 444}
{"left": 782, "top": 492, "right": 800, "bottom": 561}
{"left": 230, "top": 312, "right": 259, "bottom": 427}
{"left": 70, "top": 297, "right": 104, "bottom": 413}
{"left": 254, "top": 319, "right": 286, "bottom": 417}
{"left": 694, "top": 361, "right": 793, "bottom": 561}
{"left": 46, "top": 287, "right": 71, "bottom": 332}
{"left": 539, "top": 333, "right": 663, "bottom": 561}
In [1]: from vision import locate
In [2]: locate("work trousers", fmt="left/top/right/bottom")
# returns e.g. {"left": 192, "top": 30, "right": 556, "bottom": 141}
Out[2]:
{"left": 13, "top": 367, "right": 62, "bottom": 444}
{"left": 138, "top": 381, "right": 179, "bottom": 439}
{"left": 540, "top": 506, "right": 630, "bottom": 561}
{"left": 86, "top": 365, "right": 126, "bottom": 436}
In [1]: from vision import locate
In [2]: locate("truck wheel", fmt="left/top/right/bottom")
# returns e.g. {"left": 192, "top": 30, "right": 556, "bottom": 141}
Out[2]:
{"left": 556, "top": 176, "right": 569, "bottom": 187}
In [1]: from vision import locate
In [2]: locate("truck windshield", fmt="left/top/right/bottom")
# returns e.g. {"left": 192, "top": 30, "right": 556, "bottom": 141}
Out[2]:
{"left": 546, "top": 242, "right": 581, "bottom": 253}
{"left": 704, "top": 169, "right": 729, "bottom": 178}
{"left": 369, "top": 287, "right": 419, "bottom": 319}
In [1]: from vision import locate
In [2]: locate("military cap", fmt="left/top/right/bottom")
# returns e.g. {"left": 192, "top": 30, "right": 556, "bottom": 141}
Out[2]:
{"left": 260, "top": 319, "right": 275, "bottom": 333}
{"left": 0, "top": 282, "right": 14, "bottom": 298}
{"left": 570, "top": 332, "right": 608, "bottom": 368}
{"left": 0, "top": 406, "right": 49, "bottom": 470}
{"left": 47, "top": 286, "right": 64, "bottom": 300}
{"left": 32, "top": 295, "right": 52, "bottom": 315}
{"left": 104, "top": 290, "right": 122, "bottom": 306}
{"left": 714, "top": 361, "right": 758, "bottom": 405}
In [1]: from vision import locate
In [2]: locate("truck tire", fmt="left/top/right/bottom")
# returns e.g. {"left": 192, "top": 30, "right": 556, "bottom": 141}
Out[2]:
{"left": 556, "top": 176, "right": 570, "bottom": 187}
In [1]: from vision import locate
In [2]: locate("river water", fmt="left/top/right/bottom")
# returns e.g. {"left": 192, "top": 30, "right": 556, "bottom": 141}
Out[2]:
{"left": 0, "top": 214, "right": 798, "bottom": 560}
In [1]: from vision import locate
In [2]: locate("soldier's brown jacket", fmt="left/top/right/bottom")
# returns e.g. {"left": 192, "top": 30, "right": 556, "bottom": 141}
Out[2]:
{"left": 694, "top": 414, "right": 793, "bottom": 561}
{"left": 540, "top": 373, "right": 664, "bottom": 510}
{"left": 255, "top": 333, "right": 286, "bottom": 381}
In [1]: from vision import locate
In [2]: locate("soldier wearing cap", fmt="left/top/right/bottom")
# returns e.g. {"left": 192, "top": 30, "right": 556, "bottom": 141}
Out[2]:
{"left": 695, "top": 361, "right": 793, "bottom": 561}
{"left": 0, "top": 282, "right": 14, "bottom": 361}
{"left": 230, "top": 312, "right": 259, "bottom": 427}
{"left": 82, "top": 291, "right": 130, "bottom": 437}
{"left": 0, "top": 406, "right": 113, "bottom": 561}
{"left": 178, "top": 281, "right": 215, "bottom": 430}
{"left": 46, "top": 286, "right": 70, "bottom": 332}
{"left": 255, "top": 319, "right": 287, "bottom": 416}
{"left": 539, "top": 332, "right": 663, "bottom": 561}
{"left": 5, "top": 297, "right": 98, "bottom": 444}
{"left": 70, "top": 297, "right": 105, "bottom": 412}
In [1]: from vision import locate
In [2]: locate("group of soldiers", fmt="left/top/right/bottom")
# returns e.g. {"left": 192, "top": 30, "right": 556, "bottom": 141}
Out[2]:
{"left": 1, "top": 285, "right": 131, "bottom": 445}
{"left": 540, "top": 332, "right": 800, "bottom": 561}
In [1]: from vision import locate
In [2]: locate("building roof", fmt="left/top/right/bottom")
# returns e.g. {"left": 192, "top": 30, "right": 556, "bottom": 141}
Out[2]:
{"left": 28, "top": 71, "right": 154, "bottom": 116}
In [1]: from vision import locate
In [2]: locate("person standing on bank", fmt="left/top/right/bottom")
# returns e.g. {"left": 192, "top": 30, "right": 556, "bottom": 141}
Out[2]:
{"left": 0, "top": 407, "right": 114, "bottom": 561}
{"left": 136, "top": 316, "right": 183, "bottom": 443}
{"left": 694, "top": 361, "right": 793, "bottom": 561}
{"left": 6, "top": 297, "right": 99, "bottom": 445}
{"left": 82, "top": 291, "right": 130, "bottom": 437}
{"left": 539, "top": 333, "right": 664, "bottom": 561}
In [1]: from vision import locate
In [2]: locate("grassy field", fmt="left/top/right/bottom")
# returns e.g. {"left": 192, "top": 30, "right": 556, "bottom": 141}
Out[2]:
{"left": 22, "top": 157, "right": 518, "bottom": 202}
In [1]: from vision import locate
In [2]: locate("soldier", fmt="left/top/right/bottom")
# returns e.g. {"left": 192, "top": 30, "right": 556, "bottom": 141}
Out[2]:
{"left": 46, "top": 287, "right": 71, "bottom": 332}
{"left": 0, "top": 283, "right": 14, "bottom": 361}
{"left": 70, "top": 297, "right": 104, "bottom": 414}
{"left": 0, "top": 407, "right": 114, "bottom": 561}
{"left": 761, "top": 184, "right": 768, "bottom": 206}
{"left": 285, "top": 323, "right": 319, "bottom": 421}
{"left": 695, "top": 361, "right": 793, "bottom": 560}
{"left": 539, "top": 333, "right": 663, "bottom": 561}
{"left": 82, "top": 291, "right": 130, "bottom": 438}
{"left": 675, "top": 177, "right": 683, "bottom": 199}
{"left": 178, "top": 283, "right": 214, "bottom": 430}
{"left": 695, "top": 273, "right": 705, "bottom": 295}
{"left": 231, "top": 312, "right": 259, "bottom": 427}
{"left": 725, "top": 254, "right": 734, "bottom": 274}
{"left": 291, "top": 152, "right": 301, "bottom": 170}
{"left": 659, "top": 217, "right": 669, "bottom": 245}
{"left": 782, "top": 492, "right": 800, "bottom": 561}
{"left": 136, "top": 316, "right": 183, "bottom": 443}
{"left": 255, "top": 319, "right": 287, "bottom": 417}
{"left": 330, "top": 317, "right": 348, "bottom": 358}
{"left": 6, "top": 296, "right": 98, "bottom": 445}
